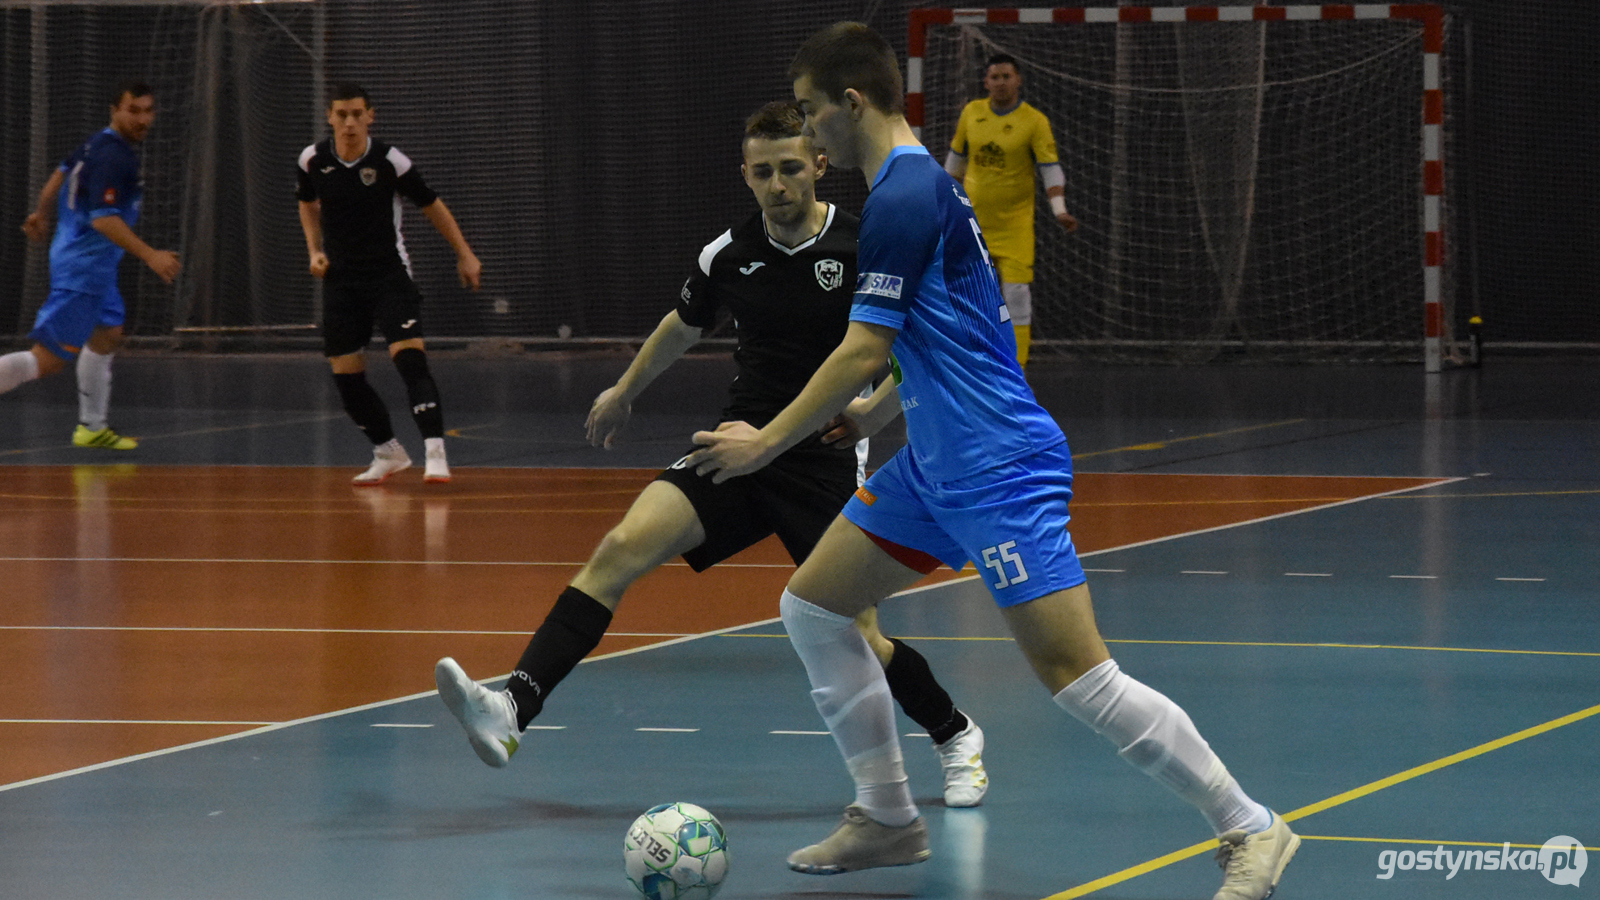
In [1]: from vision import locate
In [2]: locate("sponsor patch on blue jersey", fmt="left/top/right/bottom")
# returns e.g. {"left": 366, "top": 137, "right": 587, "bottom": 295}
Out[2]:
{"left": 856, "top": 272, "right": 904, "bottom": 299}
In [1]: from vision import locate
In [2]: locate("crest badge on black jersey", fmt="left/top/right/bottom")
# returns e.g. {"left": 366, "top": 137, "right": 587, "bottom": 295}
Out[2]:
{"left": 814, "top": 258, "right": 844, "bottom": 291}
{"left": 360, "top": 167, "right": 377, "bottom": 186}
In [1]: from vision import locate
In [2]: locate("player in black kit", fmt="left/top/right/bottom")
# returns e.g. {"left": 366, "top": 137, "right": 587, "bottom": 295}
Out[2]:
{"left": 296, "top": 83, "right": 481, "bottom": 485}
{"left": 434, "top": 102, "right": 989, "bottom": 807}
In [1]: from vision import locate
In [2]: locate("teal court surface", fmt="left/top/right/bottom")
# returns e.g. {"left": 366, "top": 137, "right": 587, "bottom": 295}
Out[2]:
{"left": 0, "top": 354, "right": 1596, "bottom": 899}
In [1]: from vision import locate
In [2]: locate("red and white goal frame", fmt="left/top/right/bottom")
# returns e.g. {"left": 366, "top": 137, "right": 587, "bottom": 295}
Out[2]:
{"left": 908, "top": 4, "right": 1447, "bottom": 371}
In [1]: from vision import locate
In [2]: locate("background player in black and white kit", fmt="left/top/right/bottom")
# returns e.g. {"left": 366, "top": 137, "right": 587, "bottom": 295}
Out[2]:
{"left": 296, "top": 83, "right": 482, "bottom": 485}
{"left": 434, "top": 102, "right": 989, "bottom": 808}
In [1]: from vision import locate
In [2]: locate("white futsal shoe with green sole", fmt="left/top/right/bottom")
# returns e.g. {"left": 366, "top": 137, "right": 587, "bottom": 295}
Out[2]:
{"left": 434, "top": 657, "right": 521, "bottom": 768}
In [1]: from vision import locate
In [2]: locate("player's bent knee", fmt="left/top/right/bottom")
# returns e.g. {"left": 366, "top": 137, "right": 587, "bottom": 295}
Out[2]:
{"left": 588, "top": 524, "right": 656, "bottom": 576}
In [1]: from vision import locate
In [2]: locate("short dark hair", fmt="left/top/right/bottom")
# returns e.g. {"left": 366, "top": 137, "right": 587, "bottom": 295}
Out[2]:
{"left": 788, "top": 22, "right": 905, "bottom": 116}
{"left": 743, "top": 101, "right": 806, "bottom": 144}
{"left": 329, "top": 83, "right": 372, "bottom": 108}
{"left": 111, "top": 79, "right": 153, "bottom": 107}
{"left": 985, "top": 53, "right": 1019, "bottom": 73}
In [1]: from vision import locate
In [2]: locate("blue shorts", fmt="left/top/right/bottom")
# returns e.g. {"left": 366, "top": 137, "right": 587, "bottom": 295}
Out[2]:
{"left": 30, "top": 285, "right": 125, "bottom": 360}
{"left": 842, "top": 442, "right": 1086, "bottom": 607}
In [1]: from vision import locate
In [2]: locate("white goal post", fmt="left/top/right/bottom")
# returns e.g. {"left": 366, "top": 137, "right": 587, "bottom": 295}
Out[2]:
{"left": 908, "top": 4, "right": 1448, "bottom": 369}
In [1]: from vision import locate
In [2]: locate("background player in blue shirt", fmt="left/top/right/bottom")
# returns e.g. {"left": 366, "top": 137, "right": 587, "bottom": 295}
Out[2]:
{"left": 433, "top": 101, "right": 988, "bottom": 809}
{"left": 688, "top": 23, "right": 1298, "bottom": 900}
{"left": 1, "top": 80, "right": 182, "bottom": 448}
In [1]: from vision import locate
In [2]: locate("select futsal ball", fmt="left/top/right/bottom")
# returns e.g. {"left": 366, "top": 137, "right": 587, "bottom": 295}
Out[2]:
{"left": 623, "top": 802, "right": 729, "bottom": 900}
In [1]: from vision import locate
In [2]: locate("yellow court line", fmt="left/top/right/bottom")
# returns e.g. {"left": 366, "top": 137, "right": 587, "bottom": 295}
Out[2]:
{"left": 717, "top": 633, "right": 1600, "bottom": 659}
{"left": 1071, "top": 419, "right": 1307, "bottom": 459}
{"left": 1105, "top": 638, "right": 1600, "bottom": 659}
{"left": 1040, "top": 701, "right": 1600, "bottom": 900}
{"left": 1300, "top": 835, "right": 1600, "bottom": 852}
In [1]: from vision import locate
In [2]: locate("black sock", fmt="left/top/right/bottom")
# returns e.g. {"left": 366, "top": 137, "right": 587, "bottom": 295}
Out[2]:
{"left": 391, "top": 348, "right": 444, "bottom": 439}
{"left": 332, "top": 372, "right": 394, "bottom": 444}
{"left": 506, "top": 586, "right": 613, "bottom": 730}
{"left": 883, "top": 637, "right": 968, "bottom": 745}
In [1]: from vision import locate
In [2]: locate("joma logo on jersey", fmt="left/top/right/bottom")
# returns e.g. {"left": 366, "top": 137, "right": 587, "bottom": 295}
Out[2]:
{"left": 857, "top": 273, "right": 903, "bottom": 299}
{"left": 815, "top": 259, "right": 844, "bottom": 291}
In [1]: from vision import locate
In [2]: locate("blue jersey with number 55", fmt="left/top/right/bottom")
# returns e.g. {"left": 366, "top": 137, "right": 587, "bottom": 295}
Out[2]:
{"left": 848, "top": 145, "right": 1064, "bottom": 482}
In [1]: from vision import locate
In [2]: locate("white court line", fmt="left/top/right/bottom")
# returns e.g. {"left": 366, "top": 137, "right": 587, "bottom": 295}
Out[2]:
{"left": 1286, "top": 572, "right": 1333, "bottom": 577}
{"left": 0, "top": 476, "right": 1466, "bottom": 793}
{"left": 1083, "top": 568, "right": 1125, "bottom": 573}
{"left": 770, "top": 730, "right": 828, "bottom": 735}
{"left": 636, "top": 728, "right": 699, "bottom": 733}
{"left": 1390, "top": 575, "right": 1438, "bottom": 580}
{"left": 1496, "top": 577, "right": 1546, "bottom": 583}
{"left": 370, "top": 723, "right": 432, "bottom": 729}
{"left": 1182, "top": 570, "right": 1228, "bottom": 575}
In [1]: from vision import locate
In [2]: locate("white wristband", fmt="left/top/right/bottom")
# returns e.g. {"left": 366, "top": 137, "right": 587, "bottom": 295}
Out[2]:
{"left": 1049, "top": 195, "right": 1068, "bottom": 217}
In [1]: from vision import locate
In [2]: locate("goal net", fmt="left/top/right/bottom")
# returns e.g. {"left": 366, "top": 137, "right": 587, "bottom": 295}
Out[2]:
{"left": 911, "top": 4, "right": 1452, "bottom": 368}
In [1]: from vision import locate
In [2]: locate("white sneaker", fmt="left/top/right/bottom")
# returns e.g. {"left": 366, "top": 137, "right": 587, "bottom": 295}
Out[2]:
{"left": 353, "top": 440, "right": 411, "bottom": 485}
{"left": 424, "top": 443, "right": 450, "bottom": 483}
{"left": 934, "top": 719, "right": 989, "bottom": 807}
{"left": 1213, "top": 811, "right": 1300, "bottom": 900}
{"left": 434, "top": 657, "right": 521, "bottom": 768}
{"left": 786, "top": 805, "right": 930, "bottom": 875}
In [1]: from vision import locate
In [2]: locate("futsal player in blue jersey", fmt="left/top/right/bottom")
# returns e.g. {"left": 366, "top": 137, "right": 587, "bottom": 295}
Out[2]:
{"left": 2, "top": 80, "right": 181, "bottom": 447}
{"left": 688, "top": 23, "right": 1298, "bottom": 900}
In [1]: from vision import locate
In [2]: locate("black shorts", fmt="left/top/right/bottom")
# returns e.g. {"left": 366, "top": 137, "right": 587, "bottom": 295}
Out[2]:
{"left": 322, "top": 269, "right": 425, "bottom": 357}
{"left": 655, "top": 447, "right": 858, "bottom": 572}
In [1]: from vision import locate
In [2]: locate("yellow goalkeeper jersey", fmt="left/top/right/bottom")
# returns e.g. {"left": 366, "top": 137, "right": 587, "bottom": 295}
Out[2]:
{"left": 950, "top": 99, "right": 1059, "bottom": 280}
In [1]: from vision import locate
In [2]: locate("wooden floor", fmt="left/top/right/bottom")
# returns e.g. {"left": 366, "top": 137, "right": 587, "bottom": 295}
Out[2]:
{"left": 0, "top": 463, "right": 1441, "bottom": 787}
{"left": 1, "top": 354, "right": 1596, "bottom": 900}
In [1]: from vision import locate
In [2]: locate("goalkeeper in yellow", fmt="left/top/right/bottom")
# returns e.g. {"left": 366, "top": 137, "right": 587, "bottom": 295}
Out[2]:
{"left": 945, "top": 53, "right": 1077, "bottom": 367}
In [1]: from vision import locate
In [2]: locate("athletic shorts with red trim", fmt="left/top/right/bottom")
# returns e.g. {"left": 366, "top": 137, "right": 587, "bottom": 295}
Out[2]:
{"left": 842, "top": 441, "right": 1086, "bottom": 608}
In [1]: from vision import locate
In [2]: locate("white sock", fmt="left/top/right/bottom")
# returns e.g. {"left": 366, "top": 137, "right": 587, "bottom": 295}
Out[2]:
{"left": 424, "top": 436, "right": 446, "bottom": 457}
{"left": 76, "top": 348, "right": 114, "bottom": 430}
{"left": 1055, "top": 659, "right": 1271, "bottom": 836}
{"left": 781, "top": 589, "right": 917, "bottom": 827}
{"left": 0, "top": 350, "right": 42, "bottom": 395}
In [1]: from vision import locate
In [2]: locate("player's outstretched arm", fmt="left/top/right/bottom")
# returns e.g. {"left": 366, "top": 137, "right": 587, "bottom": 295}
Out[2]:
{"left": 91, "top": 215, "right": 181, "bottom": 283}
{"left": 420, "top": 199, "right": 481, "bottom": 290}
{"left": 687, "top": 321, "right": 897, "bottom": 482}
{"left": 21, "top": 169, "right": 65, "bottom": 242}
{"left": 298, "top": 200, "right": 328, "bottom": 278}
{"left": 587, "top": 310, "right": 704, "bottom": 449}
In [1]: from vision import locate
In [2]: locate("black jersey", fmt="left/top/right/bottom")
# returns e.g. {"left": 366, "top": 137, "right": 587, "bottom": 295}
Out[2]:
{"left": 676, "top": 204, "right": 859, "bottom": 461}
{"left": 296, "top": 138, "right": 438, "bottom": 280}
